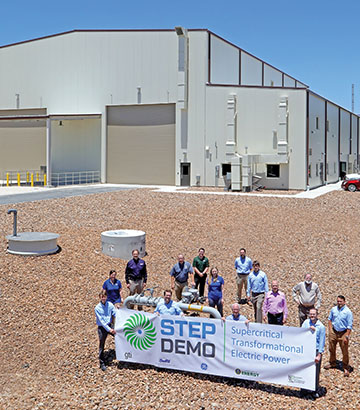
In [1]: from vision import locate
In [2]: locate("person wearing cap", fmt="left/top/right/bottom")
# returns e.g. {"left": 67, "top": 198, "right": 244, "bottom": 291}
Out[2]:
{"left": 324, "top": 295, "right": 353, "bottom": 377}
{"left": 292, "top": 274, "right": 321, "bottom": 326}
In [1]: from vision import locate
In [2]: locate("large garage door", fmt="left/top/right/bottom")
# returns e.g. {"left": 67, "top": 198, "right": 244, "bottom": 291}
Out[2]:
{"left": 107, "top": 104, "right": 175, "bottom": 185}
{"left": 0, "top": 121, "right": 46, "bottom": 175}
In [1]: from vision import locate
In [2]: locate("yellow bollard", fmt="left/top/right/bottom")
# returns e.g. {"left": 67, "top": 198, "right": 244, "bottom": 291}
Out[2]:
{"left": 36, "top": 172, "right": 39, "bottom": 182}
{"left": 44, "top": 174, "right": 47, "bottom": 186}
{"left": 26, "top": 172, "right": 29, "bottom": 183}
{"left": 6, "top": 173, "right": 9, "bottom": 187}
{"left": 17, "top": 173, "right": 20, "bottom": 186}
{"left": 31, "top": 173, "right": 34, "bottom": 187}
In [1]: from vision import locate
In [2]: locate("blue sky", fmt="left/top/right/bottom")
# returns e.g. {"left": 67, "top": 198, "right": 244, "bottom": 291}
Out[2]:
{"left": 1, "top": 0, "right": 359, "bottom": 112}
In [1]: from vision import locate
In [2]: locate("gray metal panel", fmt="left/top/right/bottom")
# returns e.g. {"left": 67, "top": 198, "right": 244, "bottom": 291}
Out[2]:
{"left": 107, "top": 104, "right": 175, "bottom": 185}
{"left": 0, "top": 126, "right": 46, "bottom": 174}
{"left": 240, "top": 51, "right": 262, "bottom": 86}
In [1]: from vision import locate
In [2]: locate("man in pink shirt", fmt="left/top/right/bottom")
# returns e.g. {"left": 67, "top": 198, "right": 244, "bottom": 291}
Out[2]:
{"left": 263, "top": 280, "right": 288, "bottom": 326}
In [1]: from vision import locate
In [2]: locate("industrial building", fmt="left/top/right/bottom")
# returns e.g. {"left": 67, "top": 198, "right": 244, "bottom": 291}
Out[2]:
{"left": 0, "top": 28, "right": 358, "bottom": 190}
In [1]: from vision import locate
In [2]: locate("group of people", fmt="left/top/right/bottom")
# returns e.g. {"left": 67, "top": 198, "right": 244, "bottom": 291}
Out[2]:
{"left": 95, "top": 247, "right": 354, "bottom": 399}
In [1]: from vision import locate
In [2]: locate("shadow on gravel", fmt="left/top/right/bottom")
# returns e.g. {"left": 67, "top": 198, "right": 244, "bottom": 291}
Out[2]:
{"left": 325, "top": 359, "right": 354, "bottom": 374}
{"left": 104, "top": 349, "right": 117, "bottom": 367}
{"left": 117, "top": 361, "right": 328, "bottom": 400}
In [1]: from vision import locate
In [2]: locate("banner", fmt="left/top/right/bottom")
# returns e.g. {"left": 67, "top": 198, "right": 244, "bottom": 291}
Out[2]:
{"left": 115, "top": 309, "right": 316, "bottom": 390}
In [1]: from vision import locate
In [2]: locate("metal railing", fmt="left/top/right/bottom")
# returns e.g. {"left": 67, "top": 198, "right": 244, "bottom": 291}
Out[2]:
{"left": 50, "top": 170, "right": 100, "bottom": 186}
{"left": 1, "top": 170, "right": 46, "bottom": 186}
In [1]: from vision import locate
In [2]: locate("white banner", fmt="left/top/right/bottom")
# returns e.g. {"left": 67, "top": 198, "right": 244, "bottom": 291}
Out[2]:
{"left": 115, "top": 309, "right": 316, "bottom": 390}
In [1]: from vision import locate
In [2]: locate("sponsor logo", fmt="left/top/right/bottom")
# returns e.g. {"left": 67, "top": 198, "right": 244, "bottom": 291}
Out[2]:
{"left": 159, "top": 358, "right": 171, "bottom": 364}
{"left": 235, "top": 368, "right": 259, "bottom": 378}
{"left": 123, "top": 313, "right": 157, "bottom": 350}
{"left": 201, "top": 363, "right": 208, "bottom": 370}
{"left": 288, "top": 375, "right": 305, "bottom": 384}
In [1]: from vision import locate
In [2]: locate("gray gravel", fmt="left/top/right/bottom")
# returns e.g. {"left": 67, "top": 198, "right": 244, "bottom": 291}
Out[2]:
{"left": 0, "top": 188, "right": 359, "bottom": 409}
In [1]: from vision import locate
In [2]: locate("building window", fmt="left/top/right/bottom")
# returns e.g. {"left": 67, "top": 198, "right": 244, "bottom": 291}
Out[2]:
{"left": 315, "top": 117, "right": 319, "bottom": 130}
{"left": 316, "top": 163, "right": 319, "bottom": 177}
{"left": 326, "top": 120, "right": 330, "bottom": 132}
{"left": 267, "top": 164, "right": 280, "bottom": 178}
{"left": 309, "top": 148, "right": 312, "bottom": 156}
{"left": 308, "top": 164, "right": 312, "bottom": 178}
{"left": 221, "top": 163, "right": 231, "bottom": 176}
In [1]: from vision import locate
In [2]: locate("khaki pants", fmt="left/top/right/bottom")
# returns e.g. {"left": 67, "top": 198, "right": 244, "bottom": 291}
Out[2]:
{"left": 128, "top": 279, "right": 144, "bottom": 310}
{"left": 251, "top": 292, "right": 265, "bottom": 323}
{"left": 329, "top": 327, "right": 349, "bottom": 369}
{"left": 174, "top": 280, "right": 187, "bottom": 301}
{"left": 236, "top": 274, "right": 249, "bottom": 300}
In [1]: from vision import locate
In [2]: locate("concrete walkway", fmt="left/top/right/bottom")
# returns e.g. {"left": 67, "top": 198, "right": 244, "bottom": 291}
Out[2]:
{"left": 153, "top": 181, "right": 343, "bottom": 199}
{"left": 0, "top": 181, "right": 342, "bottom": 205}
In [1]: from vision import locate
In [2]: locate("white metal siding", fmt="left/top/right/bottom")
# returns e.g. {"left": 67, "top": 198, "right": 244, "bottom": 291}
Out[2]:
{"left": 51, "top": 118, "right": 101, "bottom": 173}
{"left": 308, "top": 93, "right": 326, "bottom": 188}
{"left": 326, "top": 102, "right": 339, "bottom": 183}
{"left": 340, "top": 109, "right": 350, "bottom": 162}
{"left": 0, "top": 31, "right": 178, "bottom": 114}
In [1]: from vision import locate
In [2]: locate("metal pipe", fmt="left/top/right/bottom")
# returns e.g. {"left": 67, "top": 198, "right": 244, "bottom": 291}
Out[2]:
{"left": 178, "top": 303, "right": 222, "bottom": 319}
{"left": 123, "top": 295, "right": 222, "bottom": 319}
{"left": 7, "top": 209, "right": 18, "bottom": 236}
{"left": 123, "top": 295, "right": 162, "bottom": 308}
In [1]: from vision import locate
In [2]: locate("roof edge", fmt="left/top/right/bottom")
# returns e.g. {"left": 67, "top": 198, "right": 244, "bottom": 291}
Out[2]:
{"left": 0, "top": 29, "right": 209, "bottom": 49}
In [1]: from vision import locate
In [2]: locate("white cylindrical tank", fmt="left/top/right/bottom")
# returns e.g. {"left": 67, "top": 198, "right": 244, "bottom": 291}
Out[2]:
{"left": 101, "top": 229, "right": 146, "bottom": 259}
{"left": 6, "top": 232, "right": 60, "bottom": 256}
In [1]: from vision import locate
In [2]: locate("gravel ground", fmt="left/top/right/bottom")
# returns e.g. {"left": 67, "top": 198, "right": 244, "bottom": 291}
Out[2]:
{"left": 0, "top": 189, "right": 359, "bottom": 410}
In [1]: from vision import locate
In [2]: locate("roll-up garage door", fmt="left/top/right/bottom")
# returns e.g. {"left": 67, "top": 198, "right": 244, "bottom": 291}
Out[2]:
{"left": 107, "top": 104, "right": 175, "bottom": 185}
{"left": 0, "top": 120, "right": 46, "bottom": 175}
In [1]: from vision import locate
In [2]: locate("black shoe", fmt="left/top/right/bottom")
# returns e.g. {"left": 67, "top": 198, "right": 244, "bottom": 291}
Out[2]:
{"left": 100, "top": 364, "right": 107, "bottom": 371}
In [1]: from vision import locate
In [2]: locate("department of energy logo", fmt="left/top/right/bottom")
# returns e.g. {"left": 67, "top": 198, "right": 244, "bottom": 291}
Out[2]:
{"left": 123, "top": 313, "right": 157, "bottom": 350}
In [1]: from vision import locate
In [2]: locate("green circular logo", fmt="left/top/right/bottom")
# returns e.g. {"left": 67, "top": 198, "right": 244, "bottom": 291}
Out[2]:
{"left": 123, "top": 313, "right": 157, "bottom": 350}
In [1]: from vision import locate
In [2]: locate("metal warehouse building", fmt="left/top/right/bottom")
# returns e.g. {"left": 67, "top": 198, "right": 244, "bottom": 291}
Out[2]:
{"left": 0, "top": 28, "right": 358, "bottom": 190}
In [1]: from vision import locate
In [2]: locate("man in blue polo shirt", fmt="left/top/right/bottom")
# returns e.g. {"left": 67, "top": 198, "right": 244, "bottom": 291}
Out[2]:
{"left": 324, "top": 295, "right": 353, "bottom": 377}
{"left": 246, "top": 261, "right": 268, "bottom": 323}
{"left": 155, "top": 290, "right": 183, "bottom": 316}
{"left": 301, "top": 308, "right": 326, "bottom": 398}
{"left": 95, "top": 289, "right": 116, "bottom": 371}
{"left": 234, "top": 248, "right": 253, "bottom": 303}
{"left": 170, "top": 254, "right": 194, "bottom": 301}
